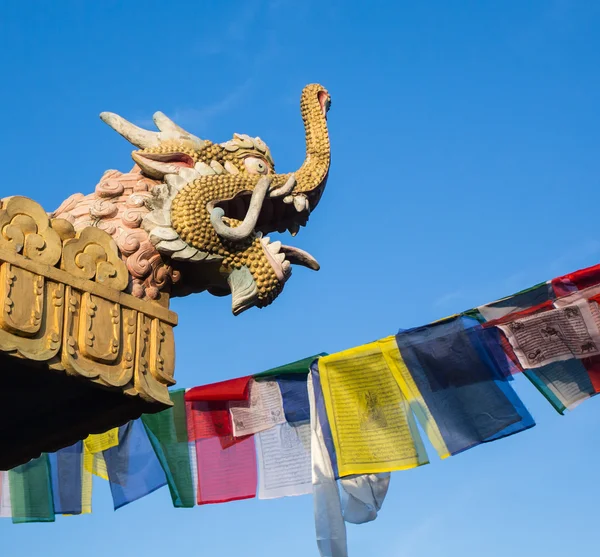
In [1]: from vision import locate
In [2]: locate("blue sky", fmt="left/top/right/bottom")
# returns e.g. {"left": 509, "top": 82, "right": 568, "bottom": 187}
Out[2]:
{"left": 1, "top": 1, "right": 600, "bottom": 555}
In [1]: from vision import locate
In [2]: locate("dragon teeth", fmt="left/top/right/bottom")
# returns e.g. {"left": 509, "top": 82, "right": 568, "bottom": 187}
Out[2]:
{"left": 267, "top": 241, "right": 282, "bottom": 254}
{"left": 275, "top": 253, "right": 285, "bottom": 264}
{"left": 261, "top": 236, "right": 271, "bottom": 246}
{"left": 293, "top": 195, "right": 306, "bottom": 212}
{"left": 282, "top": 260, "right": 291, "bottom": 272}
{"left": 283, "top": 195, "right": 294, "bottom": 204}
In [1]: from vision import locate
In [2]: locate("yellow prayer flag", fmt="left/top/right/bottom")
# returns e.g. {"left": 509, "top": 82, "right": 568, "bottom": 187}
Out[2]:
{"left": 82, "top": 428, "right": 119, "bottom": 481}
{"left": 378, "top": 336, "right": 451, "bottom": 460}
{"left": 319, "top": 342, "right": 429, "bottom": 477}
{"left": 84, "top": 428, "right": 119, "bottom": 454}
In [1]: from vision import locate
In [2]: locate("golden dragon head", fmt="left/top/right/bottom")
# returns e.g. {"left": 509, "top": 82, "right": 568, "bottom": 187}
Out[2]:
{"left": 100, "top": 84, "right": 331, "bottom": 315}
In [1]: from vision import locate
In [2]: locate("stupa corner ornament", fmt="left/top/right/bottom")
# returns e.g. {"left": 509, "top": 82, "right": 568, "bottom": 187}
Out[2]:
{"left": 0, "top": 84, "right": 332, "bottom": 470}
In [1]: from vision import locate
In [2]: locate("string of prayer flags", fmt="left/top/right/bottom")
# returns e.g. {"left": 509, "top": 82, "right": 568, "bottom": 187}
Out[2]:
{"left": 318, "top": 342, "right": 429, "bottom": 477}
{"left": 12, "top": 257, "right": 600, "bottom": 557}
{"left": 142, "top": 389, "right": 195, "bottom": 508}
{"left": 8, "top": 455, "right": 55, "bottom": 523}
{"left": 102, "top": 420, "right": 167, "bottom": 510}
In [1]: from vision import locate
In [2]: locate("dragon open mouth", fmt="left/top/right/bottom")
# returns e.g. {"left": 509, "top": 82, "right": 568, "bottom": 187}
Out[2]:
{"left": 214, "top": 190, "right": 321, "bottom": 273}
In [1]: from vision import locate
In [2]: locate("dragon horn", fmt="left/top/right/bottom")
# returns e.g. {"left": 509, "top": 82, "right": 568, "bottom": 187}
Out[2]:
{"left": 152, "top": 111, "right": 207, "bottom": 149}
{"left": 100, "top": 112, "right": 160, "bottom": 149}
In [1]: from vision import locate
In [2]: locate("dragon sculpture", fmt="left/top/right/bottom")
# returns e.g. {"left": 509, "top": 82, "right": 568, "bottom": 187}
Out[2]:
{"left": 52, "top": 83, "right": 331, "bottom": 315}
{"left": 0, "top": 84, "right": 331, "bottom": 469}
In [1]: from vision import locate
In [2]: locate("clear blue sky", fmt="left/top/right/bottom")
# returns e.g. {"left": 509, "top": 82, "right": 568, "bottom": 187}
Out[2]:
{"left": 1, "top": 1, "right": 600, "bottom": 555}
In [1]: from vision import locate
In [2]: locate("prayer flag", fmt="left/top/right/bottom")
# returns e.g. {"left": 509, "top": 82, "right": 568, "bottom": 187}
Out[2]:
{"left": 185, "top": 376, "right": 251, "bottom": 402}
{"left": 275, "top": 376, "right": 311, "bottom": 424}
{"left": 552, "top": 263, "right": 600, "bottom": 297}
{"left": 255, "top": 422, "right": 311, "bottom": 499}
{"left": 523, "top": 360, "right": 596, "bottom": 414}
{"left": 394, "top": 316, "right": 534, "bottom": 457}
{"left": 229, "top": 379, "right": 286, "bottom": 436}
{"left": 318, "top": 343, "right": 428, "bottom": 477}
{"left": 9, "top": 455, "right": 55, "bottom": 523}
{"left": 102, "top": 420, "right": 167, "bottom": 510}
{"left": 193, "top": 435, "right": 257, "bottom": 505}
{"left": 185, "top": 378, "right": 257, "bottom": 504}
{"left": 142, "top": 389, "right": 195, "bottom": 508}
{"left": 83, "top": 428, "right": 120, "bottom": 482}
{"left": 48, "top": 441, "right": 87, "bottom": 515}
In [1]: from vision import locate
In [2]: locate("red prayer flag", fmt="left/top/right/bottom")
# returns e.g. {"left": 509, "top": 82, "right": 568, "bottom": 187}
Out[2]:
{"left": 552, "top": 264, "right": 600, "bottom": 297}
{"left": 187, "top": 401, "right": 232, "bottom": 440}
{"left": 185, "top": 377, "right": 258, "bottom": 505}
{"left": 185, "top": 376, "right": 252, "bottom": 402}
{"left": 194, "top": 435, "right": 257, "bottom": 505}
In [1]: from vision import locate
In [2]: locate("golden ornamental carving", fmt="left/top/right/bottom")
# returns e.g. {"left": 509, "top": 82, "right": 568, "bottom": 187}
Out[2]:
{"left": 61, "top": 227, "right": 129, "bottom": 291}
{"left": 0, "top": 196, "right": 62, "bottom": 266}
{"left": 0, "top": 196, "right": 178, "bottom": 418}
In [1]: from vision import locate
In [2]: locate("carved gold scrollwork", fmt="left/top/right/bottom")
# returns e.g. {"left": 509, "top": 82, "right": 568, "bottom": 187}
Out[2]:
{"left": 61, "top": 227, "right": 129, "bottom": 291}
{"left": 62, "top": 286, "right": 137, "bottom": 388}
{"left": 0, "top": 197, "right": 62, "bottom": 265}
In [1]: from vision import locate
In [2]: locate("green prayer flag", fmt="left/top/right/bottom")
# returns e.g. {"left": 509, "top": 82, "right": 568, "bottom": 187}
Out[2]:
{"left": 142, "top": 390, "right": 194, "bottom": 508}
{"left": 253, "top": 353, "right": 328, "bottom": 379}
{"left": 9, "top": 454, "right": 55, "bottom": 523}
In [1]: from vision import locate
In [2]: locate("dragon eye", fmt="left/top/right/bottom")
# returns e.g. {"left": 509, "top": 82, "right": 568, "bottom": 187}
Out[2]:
{"left": 244, "top": 156, "right": 269, "bottom": 175}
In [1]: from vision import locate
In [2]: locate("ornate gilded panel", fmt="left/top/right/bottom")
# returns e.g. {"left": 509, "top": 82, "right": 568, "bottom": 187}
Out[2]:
{"left": 62, "top": 286, "right": 137, "bottom": 388}
{"left": 0, "top": 264, "right": 64, "bottom": 361}
{"left": 0, "top": 264, "right": 44, "bottom": 336}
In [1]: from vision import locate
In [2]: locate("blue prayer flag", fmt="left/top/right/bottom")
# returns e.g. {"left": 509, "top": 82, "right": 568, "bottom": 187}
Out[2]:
{"left": 48, "top": 441, "right": 83, "bottom": 515}
{"left": 395, "top": 316, "right": 535, "bottom": 456}
{"left": 102, "top": 420, "right": 167, "bottom": 510}
{"left": 276, "top": 376, "right": 310, "bottom": 424}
